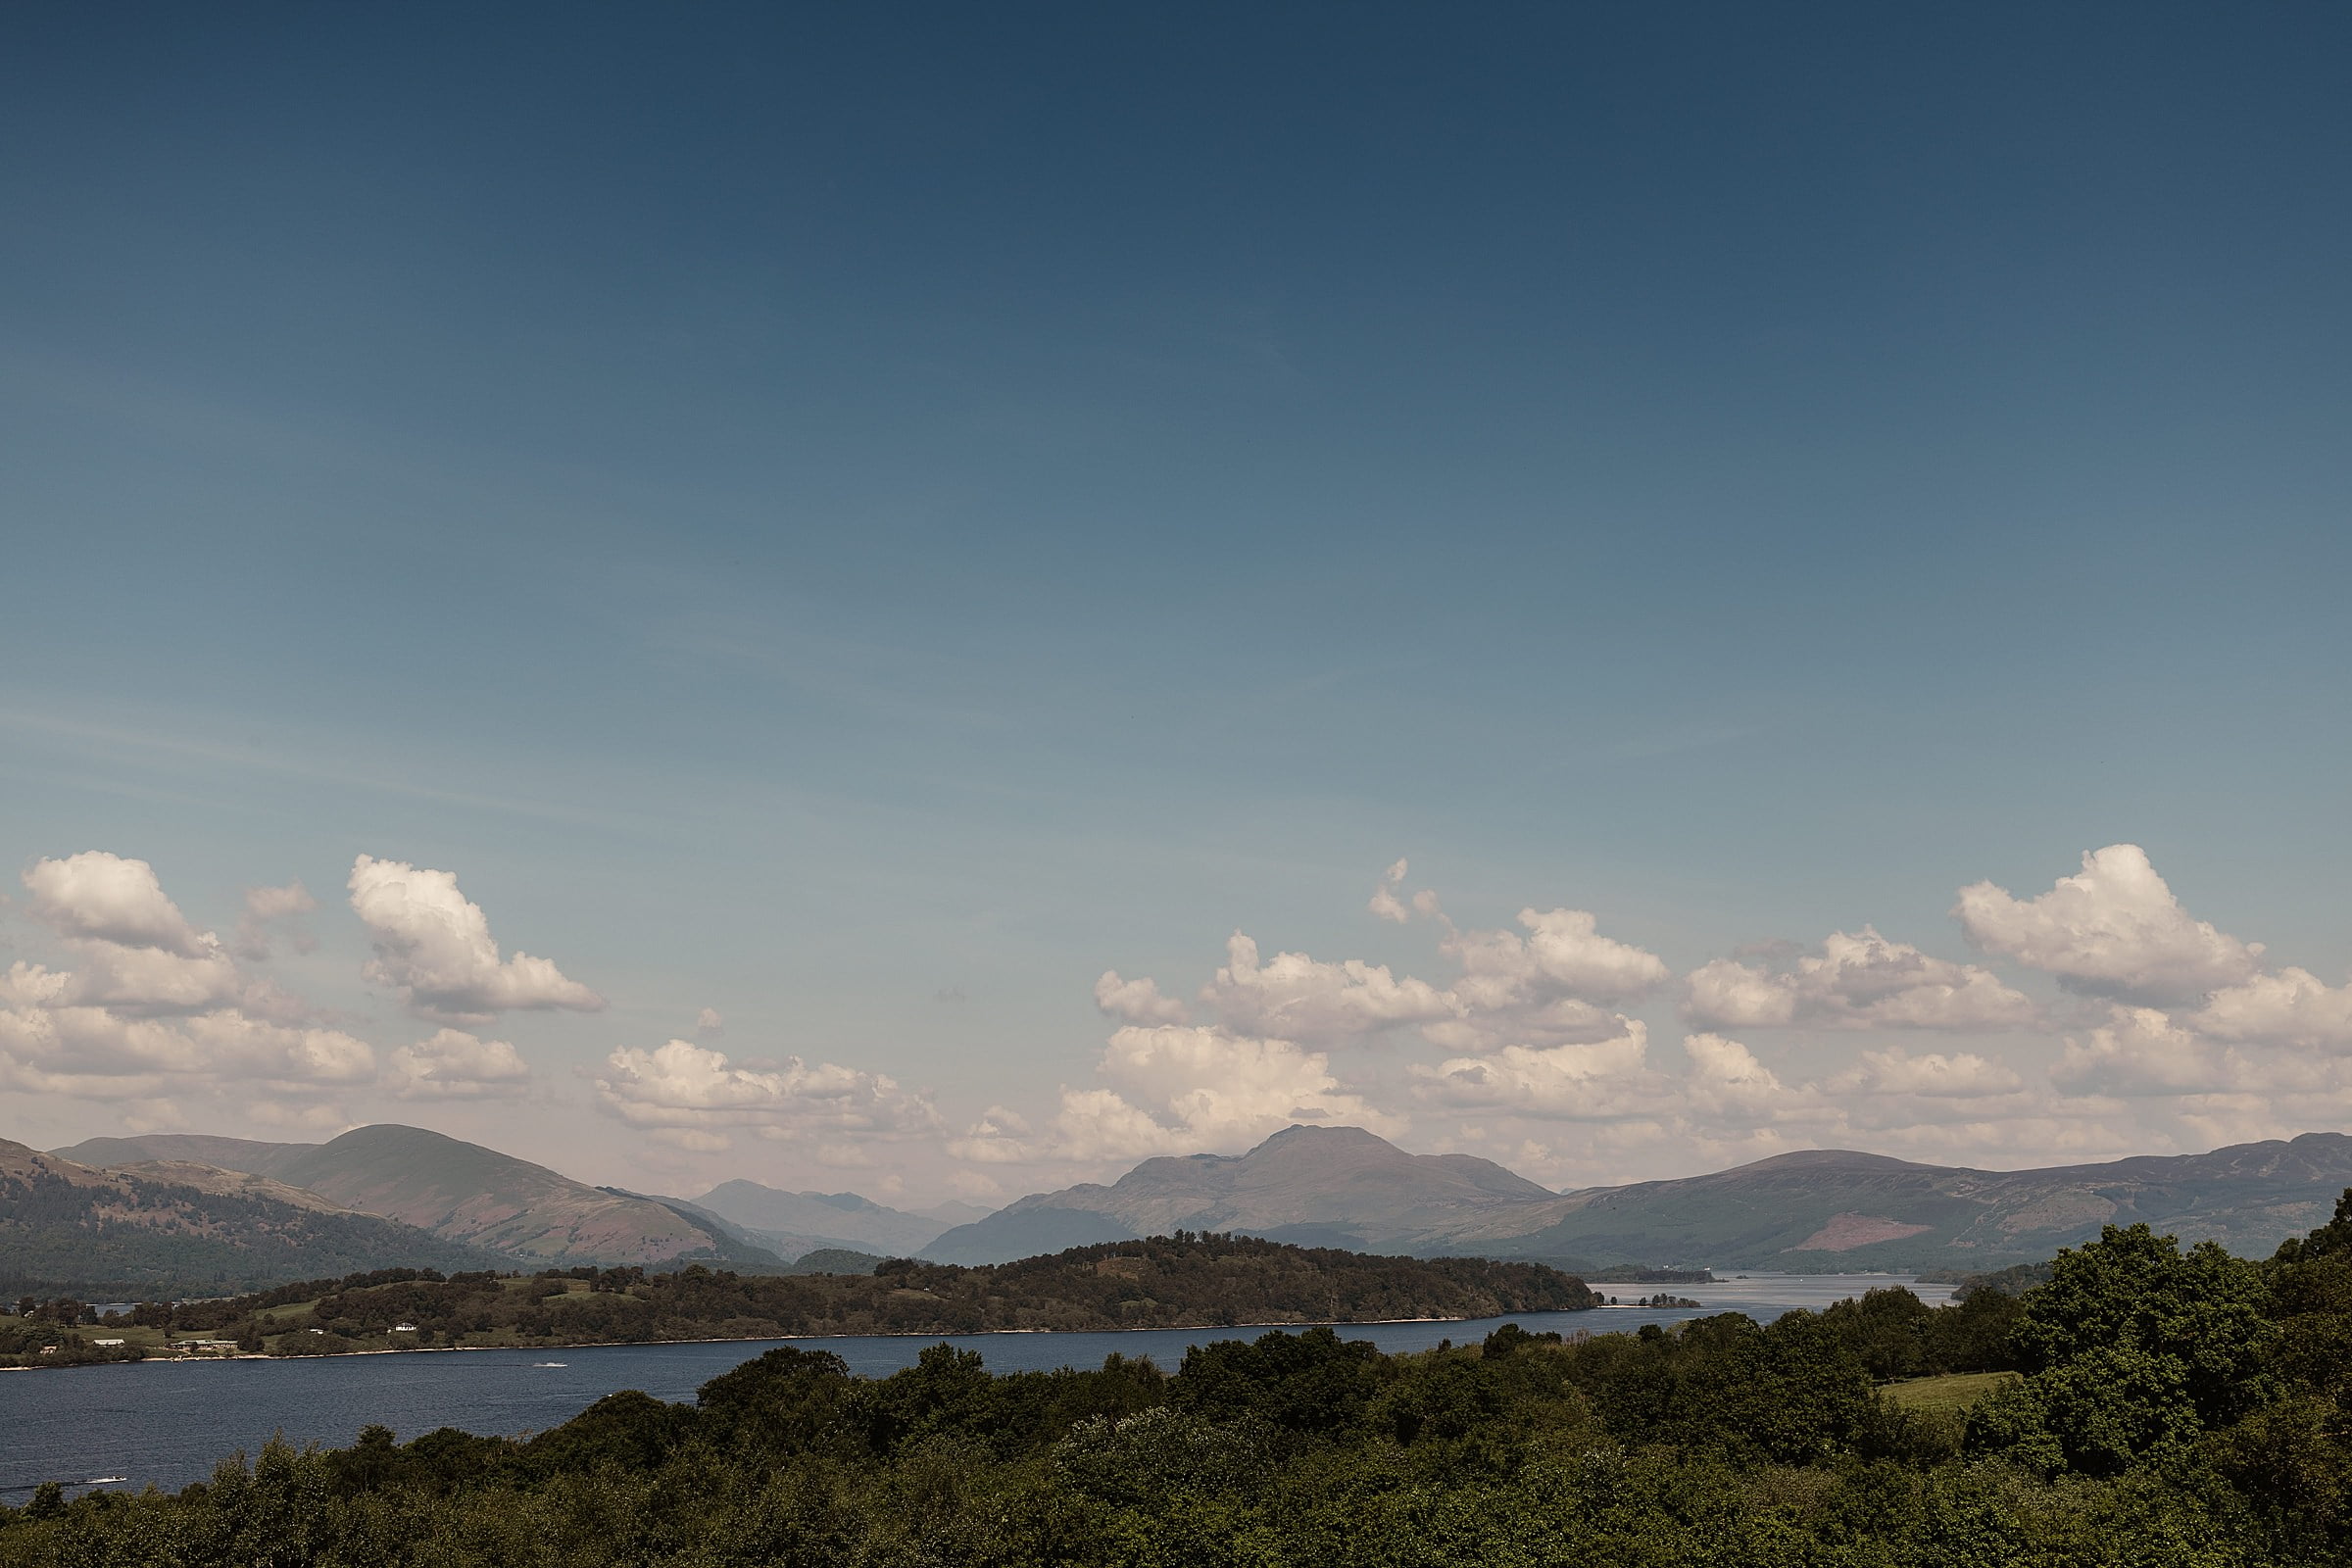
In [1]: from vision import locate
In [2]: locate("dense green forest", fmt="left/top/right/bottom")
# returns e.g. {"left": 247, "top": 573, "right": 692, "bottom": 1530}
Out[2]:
{"left": 8, "top": 1200, "right": 2352, "bottom": 1565}
{"left": 1, "top": 1236, "right": 1595, "bottom": 1365}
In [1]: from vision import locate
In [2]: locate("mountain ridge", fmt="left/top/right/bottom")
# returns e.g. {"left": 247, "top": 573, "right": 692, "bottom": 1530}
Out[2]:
{"left": 49, "top": 1120, "right": 2352, "bottom": 1281}
{"left": 921, "top": 1123, "right": 1560, "bottom": 1265}
{"left": 922, "top": 1124, "right": 2352, "bottom": 1269}
{"left": 54, "top": 1125, "right": 788, "bottom": 1271}
{"left": 0, "top": 1139, "right": 510, "bottom": 1297}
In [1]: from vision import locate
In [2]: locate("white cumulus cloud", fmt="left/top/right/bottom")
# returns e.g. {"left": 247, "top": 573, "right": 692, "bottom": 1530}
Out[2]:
{"left": 1685, "top": 928, "right": 2036, "bottom": 1031}
{"left": 1679, "top": 1032, "right": 1818, "bottom": 1127}
{"left": 1046, "top": 1087, "right": 1202, "bottom": 1160}
{"left": 1412, "top": 1019, "right": 1657, "bottom": 1120}
{"left": 1, "top": 855, "right": 373, "bottom": 1106}
{"left": 348, "top": 855, "right": 604, "bottom": 1024}
{"left": 1445, "top": 907, "right": 1672, "bottom": 1010}
{"left": 593, "top": 1039, "right": 941, "bottom": 1146}
{"left": 182, "top": 1012, "right": 376, "bottom": 1087}
{"left": 385, "top": 1028, "right": 532, "bottom": 1100}
{"left": 1204, "top": 931, "right": 1454, "bottom": 1044}
{"left": 953, "top": 1023, "right": 1402, "bottom": 1165}
{"left": 950, "top": 1103, "right": 1041, "bottom": 1163}
{"left": 23, "top": 852, "right": 212, "bottom": 956}
{"left": 1099, "top": 1023, "right": 1401, "bottom": 1145}
{"left": 2052, "top": 1006, "right": 2245, "bottom": 1098}
{"left": 1093, "top": 969, "right": 1190, "bottom": 1025}
{"left": 1956, "top": 844, "right": 2262, "bottom": 1003}
{"left": 53, "top": 944, "right": 248, "bottom": 1016}
{"left": 2187, "top": 969, "right": 2352, "bottom": 1053}
{"left": 0, "top": 998, "right": 374, "bottom": 1094}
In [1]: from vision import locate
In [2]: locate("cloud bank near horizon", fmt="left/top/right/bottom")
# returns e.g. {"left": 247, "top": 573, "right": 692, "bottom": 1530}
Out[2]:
{"left": 5, "top": 842, "right": 2349, "bottom": 1193}
{"left": 947, "top": 843, "right": 2352, "bottom": 1186}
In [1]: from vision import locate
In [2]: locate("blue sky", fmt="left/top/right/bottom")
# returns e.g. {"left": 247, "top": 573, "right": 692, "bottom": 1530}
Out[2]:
{"left": 4, "top": 4, "right": 2348, "bottom": 1201}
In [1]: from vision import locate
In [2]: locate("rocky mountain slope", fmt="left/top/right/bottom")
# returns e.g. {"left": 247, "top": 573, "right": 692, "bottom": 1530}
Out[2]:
{"left": 923, "top": 1125, "right": 2352, "bottom": 1270}
{"left": 1, "top": 1139, "right": 507, "bottom": 1297}
{"left": 54, "top": 1125, "right": 786, "bottom": 1271}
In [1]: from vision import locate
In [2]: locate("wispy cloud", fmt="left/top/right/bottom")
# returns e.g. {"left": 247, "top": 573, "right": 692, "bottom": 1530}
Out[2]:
{"left": 0, "top": 707, "right": 646, "bottom": 833}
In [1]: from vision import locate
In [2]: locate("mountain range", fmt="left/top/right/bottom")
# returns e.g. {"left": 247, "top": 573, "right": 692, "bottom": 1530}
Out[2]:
{"left": 919, "top": 1123, "right": 2352, "bottom": 1271}
{"left": 38, "top": 1126, "right": 991, "bottom": 1290}
{"left": 918, "top": 1126, "right": 1557, "bottom": 1264}
{"left": 50, "top": 1126, "right": 790, "bottom": 1274}
{"left": 25, "top": 1119, "right": 2352, "bottom": 1297}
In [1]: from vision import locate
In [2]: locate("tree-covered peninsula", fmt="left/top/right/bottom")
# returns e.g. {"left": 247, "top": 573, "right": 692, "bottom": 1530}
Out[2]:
{"left": 3, "top": 1235, "right": 1595, "bottom": 1365}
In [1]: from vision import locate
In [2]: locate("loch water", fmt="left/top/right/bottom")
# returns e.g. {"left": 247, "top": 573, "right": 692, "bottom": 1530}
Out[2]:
{"left": 1, "top": 1273, "right": 1954, "bottom": 1495}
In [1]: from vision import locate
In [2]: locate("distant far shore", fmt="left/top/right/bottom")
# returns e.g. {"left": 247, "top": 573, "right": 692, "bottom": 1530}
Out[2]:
{"left": 0, "top": 1309, "right": 1594, "bottom": 1372}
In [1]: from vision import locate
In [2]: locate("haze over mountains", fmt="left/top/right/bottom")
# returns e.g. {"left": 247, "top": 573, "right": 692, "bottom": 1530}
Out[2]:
{"left": 35, "top": 1126, "right": 989, "bottom": 1290}
{"left": 919, "top": 1126, "right": 1558, "bottom": 1264}
{"left": 689, "top": 1181, "right": 977, "bottom": 1257}
{"left": 920, "top": 1123, "right": 2352, "bottom": 1271}
{"left": 22, "top": 1120, "right": 2352, "bottom": 1298}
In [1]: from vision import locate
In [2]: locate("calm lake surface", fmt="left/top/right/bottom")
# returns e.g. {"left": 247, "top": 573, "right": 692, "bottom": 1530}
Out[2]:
{"left": 2, "top": 1273, "right": 1952, "bottom": 1495}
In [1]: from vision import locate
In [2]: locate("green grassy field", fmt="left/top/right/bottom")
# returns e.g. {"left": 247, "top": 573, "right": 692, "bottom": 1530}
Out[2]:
{"left": 1882, "top": 1371, "right": 2020, "bottom": 1413}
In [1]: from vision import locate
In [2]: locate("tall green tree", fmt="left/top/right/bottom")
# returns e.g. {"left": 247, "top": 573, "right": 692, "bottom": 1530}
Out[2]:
{"left": 1970, "top": 1221, "right": 2277, "bottom": 1475}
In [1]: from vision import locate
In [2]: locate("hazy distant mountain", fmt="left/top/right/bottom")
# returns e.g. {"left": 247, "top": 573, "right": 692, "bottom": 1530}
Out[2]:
{"left": 920, "top": 1205, "right": 1134, "bottom": 1265}
{"left": 2, "top": 1139, "right": 506, "bottom": 1297}
{"left": 920, "top": 1124, "right": 2352, "bottom": 1270}
{"left": 919, "top": 1125, "right": 1558, "bottom": 1264}
{"left": 55, "top": 1125, "right": 787, "bottom": 1271}
{"left": 612, "top": 1189, "right": 867, "bottom": 1263}
{"left": 694, "top": 1180, "right": 959, "bottom": 1255}
{"left": 1468, "top": 1136, "right": 2352, "bottom": 1270}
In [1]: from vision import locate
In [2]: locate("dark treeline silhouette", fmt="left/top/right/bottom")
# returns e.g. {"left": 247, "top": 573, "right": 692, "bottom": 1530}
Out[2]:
{"left": 9, "top": 1197, "right": 2352, "bottom": 1563}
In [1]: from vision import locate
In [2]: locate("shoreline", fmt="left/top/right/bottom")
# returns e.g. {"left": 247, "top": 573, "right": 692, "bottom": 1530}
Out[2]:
{"left": 0, "top": 1305, "right": 1601, "bottom": 1372}
{"left": 5, "top": 1277, "right": 1947, "bottom": 1375}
